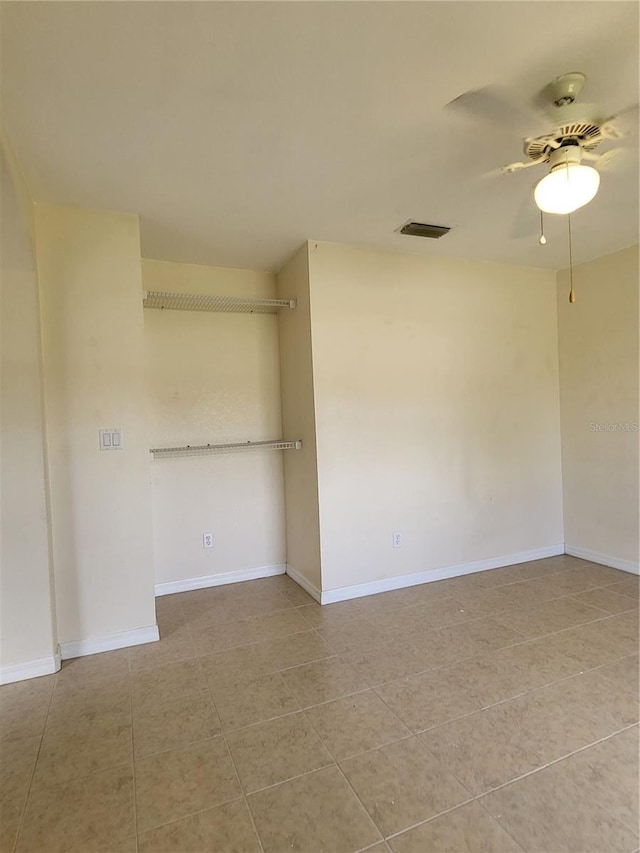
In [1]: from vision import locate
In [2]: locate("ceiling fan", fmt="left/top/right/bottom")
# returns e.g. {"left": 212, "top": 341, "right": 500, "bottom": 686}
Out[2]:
{"left": 449, "top": 72, "right": 636, "bottom": 215}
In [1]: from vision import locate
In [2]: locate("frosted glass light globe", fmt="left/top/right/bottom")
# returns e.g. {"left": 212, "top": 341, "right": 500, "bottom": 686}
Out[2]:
{"left": 534, "top": 163, "right": 600, "bottom": 215}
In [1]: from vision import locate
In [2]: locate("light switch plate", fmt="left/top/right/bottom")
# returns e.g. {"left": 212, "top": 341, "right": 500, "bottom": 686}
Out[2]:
{"left": 100, "top": 429, "right": 123, "bottom": 451}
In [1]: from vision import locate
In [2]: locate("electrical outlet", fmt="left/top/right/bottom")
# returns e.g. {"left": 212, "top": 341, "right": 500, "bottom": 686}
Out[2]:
{"left": 393, "top": 531, "right": 401, "bottom": 548}
{"left": 202, "top": 532, "right": 214, "bottom": 549}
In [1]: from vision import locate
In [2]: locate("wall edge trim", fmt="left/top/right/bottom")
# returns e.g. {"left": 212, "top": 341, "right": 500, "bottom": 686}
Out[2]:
{"left": 155, "top": 564, "right": 286, "bottom": 597}
{"left": 285, "top": 564, "right": 322, "bottom": 603}
{"left": 0, "top": 648, "right": 61, "bottom": 685}
{"left": 59, "top": 625, "right": 159, "bottom": 660}
{"left": 319, "top": 544, "right": 566, "bottom": 604}
{"left": 565, "top": 545, "right": 639, "bottom": 575}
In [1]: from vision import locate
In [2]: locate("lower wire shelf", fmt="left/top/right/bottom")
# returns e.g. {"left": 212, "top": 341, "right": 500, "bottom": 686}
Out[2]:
{"left": 150, "top": 439, "right": 302, "bottom": 459}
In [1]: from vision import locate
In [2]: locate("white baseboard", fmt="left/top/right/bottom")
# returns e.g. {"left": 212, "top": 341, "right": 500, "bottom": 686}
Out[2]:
{"left": 0, "top": 647, "right": 61, "bottom": 685}
{"left": 155, "top": 564, "right": 286, "bottom": 597}
{"left": 285, "top": 564, "right": 322, "bottom": 603}
{"left": 319, "top": 544, "right": 566, "bottom": 605}
{"left": 565, "top": 545, "right": 639, "bottom": 575}
{"left": 59, "top": 625, "right": 159, "bottom": 660}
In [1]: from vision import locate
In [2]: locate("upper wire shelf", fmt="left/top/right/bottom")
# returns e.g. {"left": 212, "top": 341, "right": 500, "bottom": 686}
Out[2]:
{"left": 143, "top": 291, "right": 296, "bottom": 314}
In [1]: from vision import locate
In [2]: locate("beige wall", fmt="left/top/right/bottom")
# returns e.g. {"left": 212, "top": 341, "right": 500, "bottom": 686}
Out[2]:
{"left": 277, "top": 244, "right": 322, "bottom": 591}
{"left": 35, "top": 203, "right": 156, "bottom": 645}
{"left": 143, "top": 260, "right": 285, "bottom": 585}
{"left": 308, "top": 242, "right": 564, "bottom": 592}
{"left": 558, "top": 245, "right": 639, "bottom": 569}
{"left": 0, "top": 142, "right": 57, "bottom": 676}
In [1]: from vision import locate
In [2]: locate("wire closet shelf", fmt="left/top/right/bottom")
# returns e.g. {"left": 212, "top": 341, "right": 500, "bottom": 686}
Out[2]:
{"left": 143, "top": 291, "right": 296, "bottom": 314}
{"left": 150, "top": 439, "right": 303, "bottom": 459}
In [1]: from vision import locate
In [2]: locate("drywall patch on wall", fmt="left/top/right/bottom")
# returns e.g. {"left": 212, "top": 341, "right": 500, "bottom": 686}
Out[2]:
{"left": 558, "top": 245, "right": 639, "bottom": 567}
{"left": 143, "top": 259, "right": 286, "bottom": 586}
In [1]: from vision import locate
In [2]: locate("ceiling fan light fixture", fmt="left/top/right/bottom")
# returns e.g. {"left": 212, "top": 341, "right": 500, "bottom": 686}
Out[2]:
{"left": 534, "top": 160, "right": 600, "bottom": 215}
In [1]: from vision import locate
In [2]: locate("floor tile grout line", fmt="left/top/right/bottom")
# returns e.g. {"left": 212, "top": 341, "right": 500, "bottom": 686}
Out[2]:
{"left": 372, "top": 649, "right": 639, "bottom": 737}
{"left": 10, "top": 674, "right": 57, "bottom": 853}
{"left": 381, "top": 722, "right": 639, "bottom": 846}
{"left": 127, "top": 648, "right": 140, "bottom": 853}
{"left": 298, "top": 702, "right": 389, "bottom": 847}
{"left": 200, "top": 667, "right": 266, "bottom": 853}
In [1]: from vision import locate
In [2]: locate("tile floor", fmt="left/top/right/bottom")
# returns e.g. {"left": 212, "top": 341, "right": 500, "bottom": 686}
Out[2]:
{"left": 1, "top": 555, "right": 638, "bottom": 852}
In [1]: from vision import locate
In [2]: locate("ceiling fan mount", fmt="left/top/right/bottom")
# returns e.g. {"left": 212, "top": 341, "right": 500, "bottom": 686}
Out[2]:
{"left": 501, "top": 73, "right": 627, "bottom": 174}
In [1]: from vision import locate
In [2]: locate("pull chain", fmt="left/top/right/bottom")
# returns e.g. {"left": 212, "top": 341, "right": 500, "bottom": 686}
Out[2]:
{"left": 568, "top": 212, "right": 575, "bottom": 303}
{"left": 539, "top": 210, "right": 546, "bottom": 245}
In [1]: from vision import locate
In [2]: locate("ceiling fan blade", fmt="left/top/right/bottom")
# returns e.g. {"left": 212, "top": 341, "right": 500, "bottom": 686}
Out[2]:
{"left": 602, "top": 103, "right": 639, "bottom": 137}
{"left": 446, "top": 85, "right": 545, "bottom": 135}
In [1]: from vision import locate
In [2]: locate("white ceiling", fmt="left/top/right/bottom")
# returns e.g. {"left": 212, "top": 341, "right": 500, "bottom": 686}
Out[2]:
{"left": 1, "top": 1, "right": 638, "bottom": 272}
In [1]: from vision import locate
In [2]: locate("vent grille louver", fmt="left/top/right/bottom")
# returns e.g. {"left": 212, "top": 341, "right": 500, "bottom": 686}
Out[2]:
{"left": 399, "top": 222, "right": 451, "bottom": 239}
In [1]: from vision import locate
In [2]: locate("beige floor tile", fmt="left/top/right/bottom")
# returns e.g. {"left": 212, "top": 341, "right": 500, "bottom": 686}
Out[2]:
{"left": 388, "top": 801, "right": 524, "bottom": 853}
{"left": 548, "top": 624, "right": 629, "bottom": 671}
{"left": 210, "top": 672, "right": 300, "bottom": 731}
{"left": 278, "top": 581, "right": 316, "bottom": 607}
{"left": 602, "top": 610, "right": 639, "bottom": 652}
{"left": 305, "top": 689, "right": 411, "bottom": 761}
{"left": 31, "top": 707, "right": 133, "bottom": 790}
{"left": 605, "top": 578, "right": 639, "bottom": 601}
{"left": 0, "top": 675, "right": 55, "bottom": 710}
{"left": 404, "top": 597, "right": 478, "bottom": 631}
{"left": 482, "top": 728, "right": 640, "bottom": 852}
{"left": 595, "top": 654, "right": 640, "bottom": 697}
{"left": 180, "top": 593, "right": 240, "bottom": 627}
{"left": 570, "top": 586, "right": 639, "bottom": 614}
{"left": 226, "top": 711, "right": 333, "bottom": 793}
{"left": 228, "top": 588, "right": 294, "bottom": 618}
{"left": 190, "top": 618, "right": 263, "bottom": 656}
{"left": 280, "top": 656, "right": 368, "bottom": 707}
{"left": 138, "top": 797, "right": 260, "bottom": 853}
{"left": 0, "top": 705, "right": 48, "bottom": 745}
{"left": 16, "top": 765, "right": 135, "bottom": 853}
{"left": 249, "top": 607, "right": 313, "bottom": 642}
{"left": 0, "top": 735, "right": 40, "bottom": 804}
{"left": 56, "top": 649, "right": 129, "bottom": 689}
{"left": 199, "top": 643, "right": 273, "bottom": 689}
{"left": 131, "top": 658, "right": 207, "bottom": 707}
{"left": 421, "top": 670, "right": 638, "bottom": 795}
{"left": 294, "top": 600, "right": 365, "bottom": 629}
{"left": 317, "top": 618, "right": 394, "bottom": 656}
{"left": 248, "top": 765, "right": 381, "bottom": 852}
{"left": 135, "top": 737, "right": 240, "bottom": 833}
{"left": 566, "top": 563, "right": 631, "bottom": 588}
{"left": 343, "top": 640, "right": 430, "bottom": 687}
{"left": 340, "top": 736, "right": 470, "bottom": 836}
{"left": 447, "top": 616, "right": 525, "bottom": 653}
{"left": 375, "top": 669, "right": 482, "bottom": 733}
{"left": 133, "top": 691, "right": 220, "bottom": 757}
{"left": 129, "top": 625, "right": 195, "bottom": 672}
{"left": 0, "top": 677, "right": 54, "bottom": 743}
{"left": 155, "top": 595, "right": 187, "bottom": 633}
{"left": 259, "top": 629, "right": 334, "bottom": 670}
{"left": 495, "top": 596, "right": 607, "bottom": 638}
{"left": 0, "top": 795, "right": 25, "bottom": 853}
{"left": 570, "top": 611, "right": 639, "bottom": 655}
{"left": 46, "top": 685, "right": 131, "bottom": 732}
